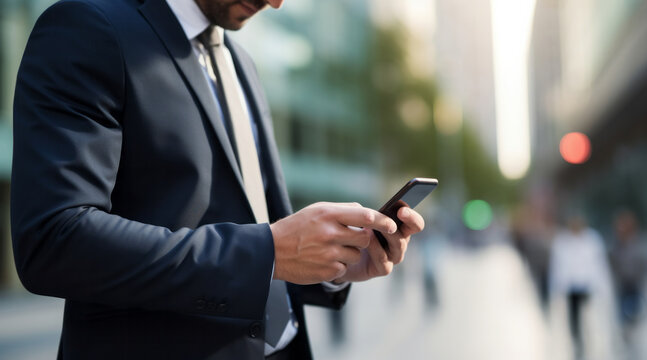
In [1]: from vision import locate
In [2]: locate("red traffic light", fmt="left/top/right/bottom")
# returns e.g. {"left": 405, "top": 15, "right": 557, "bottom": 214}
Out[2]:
{"left": 559, "top": 132, "right": 591, "bottom": 164}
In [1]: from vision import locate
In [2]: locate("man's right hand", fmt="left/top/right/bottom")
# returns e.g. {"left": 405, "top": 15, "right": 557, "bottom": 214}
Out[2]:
{"left": 270, "top": 202, "right": 398, "bottom": 284}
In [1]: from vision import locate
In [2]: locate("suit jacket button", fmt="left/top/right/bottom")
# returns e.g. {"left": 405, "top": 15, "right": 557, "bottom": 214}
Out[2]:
{"left": 249, "top": 322, "right": 263, "bottom": 338}
{"left": 195, "top": 299, "right": 206, "bottom": 310}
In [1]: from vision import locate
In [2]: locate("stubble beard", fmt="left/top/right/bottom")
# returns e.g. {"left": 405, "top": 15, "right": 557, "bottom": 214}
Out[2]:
{"left": 194, "top": 0, "right": 267, "bottom": 30}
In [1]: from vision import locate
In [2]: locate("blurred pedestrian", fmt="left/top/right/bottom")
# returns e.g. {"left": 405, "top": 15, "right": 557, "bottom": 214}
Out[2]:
{"left": 609, "top": 210, "right": 647, "bottom": 328}
{"left": 511, "top": 204, "right": 552, "bottom": 307}
{"left": 420, "top": 218, "right": 449, "bottom": 309}
{"left": 548, "top": 215, "right": 616, "bottom": 359}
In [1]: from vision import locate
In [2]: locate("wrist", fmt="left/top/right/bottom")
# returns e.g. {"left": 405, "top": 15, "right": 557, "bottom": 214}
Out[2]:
{"left": 269, "top": 222, "right": 283, "bottom": 280}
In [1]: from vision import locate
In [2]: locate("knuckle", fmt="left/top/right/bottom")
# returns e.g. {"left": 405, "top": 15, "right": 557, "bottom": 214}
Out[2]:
{"left": 362, "top": 210, "right": 375, "bottom": 224}
{"left": 320, "top": 227, "right": 332, "bottom": 240}
{"left": 334, "top": 262, "right": 347, "bottom": 277}
{"left": 316, "top": 206, "right": 332, "bottom": 218}
{"left": 378, "top": 264, "right": 392, "bottom": 277}
{"left": 322, "top": 227, "right": 339, "bottom": 242}
{"left": 327, "top": 246, "right": 341, "bottom": 261}
{"left": 327, "top": 263, "right": 346, "bottom": 280}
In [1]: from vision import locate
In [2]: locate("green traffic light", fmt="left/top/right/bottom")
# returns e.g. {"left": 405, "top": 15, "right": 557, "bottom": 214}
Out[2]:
{"left": 462, "top": 200, "right": 493, "bottom": 230}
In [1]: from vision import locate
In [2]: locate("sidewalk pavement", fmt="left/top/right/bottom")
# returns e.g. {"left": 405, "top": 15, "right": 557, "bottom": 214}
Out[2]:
{"left": 0, "top": 291, "right": 63, "bottom": 360}
{"left": 306, "top": 242, "right": 549, "bottom": 360}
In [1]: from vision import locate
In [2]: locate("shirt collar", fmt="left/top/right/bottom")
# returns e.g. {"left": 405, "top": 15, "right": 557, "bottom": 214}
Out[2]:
{"left": 166, "top": 0, "right": 223, "bottom": 42}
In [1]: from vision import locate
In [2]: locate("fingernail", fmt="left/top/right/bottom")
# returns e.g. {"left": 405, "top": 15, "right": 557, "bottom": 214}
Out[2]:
{"left": 401, "top": 207, "right": 410, "bottom": 217}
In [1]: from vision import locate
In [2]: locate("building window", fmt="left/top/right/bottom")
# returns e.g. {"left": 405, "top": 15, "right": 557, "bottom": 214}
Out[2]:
{"left": 288, "top": 114, "right": 304, "bottom": 154}
{"left": 0, "top": 19, "right": 5, "bottom": 117}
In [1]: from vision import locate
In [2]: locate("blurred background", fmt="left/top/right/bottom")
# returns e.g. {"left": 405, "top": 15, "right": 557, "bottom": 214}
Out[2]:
{"left": 1, "top": 0, "right": 647, "bottom": 359}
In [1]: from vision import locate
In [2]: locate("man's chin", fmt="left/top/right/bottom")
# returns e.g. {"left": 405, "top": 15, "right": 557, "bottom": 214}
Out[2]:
{"left": 220, "top": 21, "right": 245, "bottom": 31}
{"left": 218, "top": 16, "right": 251, "bottom": 31}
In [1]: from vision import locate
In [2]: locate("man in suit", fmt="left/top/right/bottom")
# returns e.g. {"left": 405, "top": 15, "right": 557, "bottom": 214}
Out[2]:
{"left": 11, "top": 0, "right": 424, "bottom": 359}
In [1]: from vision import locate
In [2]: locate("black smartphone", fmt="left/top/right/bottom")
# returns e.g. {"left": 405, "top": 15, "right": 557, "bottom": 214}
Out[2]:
{"left": 374, "top": 178, "right": 438, "bottom": 251}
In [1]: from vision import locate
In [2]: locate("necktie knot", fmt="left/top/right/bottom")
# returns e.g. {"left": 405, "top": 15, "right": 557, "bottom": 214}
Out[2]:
{"left": 200, "top": 25, "right": 223, "bottom": 48}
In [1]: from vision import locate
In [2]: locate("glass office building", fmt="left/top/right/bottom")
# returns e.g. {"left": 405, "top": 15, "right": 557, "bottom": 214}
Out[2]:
{"left": 233, "top": 0, "right": 379, "bottom": 210}
{"left": 530, "top": 0, "right": 647, "bottom": 234}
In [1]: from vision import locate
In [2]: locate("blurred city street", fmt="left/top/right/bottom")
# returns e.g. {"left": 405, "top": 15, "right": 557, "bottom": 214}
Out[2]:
{"left": 307, "top": 240, "right": 549, "bottom": 360}
{"left": 2, "top": 0, "right": 647, "bottom": 359}
{"left": 0, "top": 292, "right": 63, "bottom": 360}
{"left": 306, "top": 240, "right": 647, "bottom": 360}
{"left": 1, "top": 239, "right": 646, "bottom": 359}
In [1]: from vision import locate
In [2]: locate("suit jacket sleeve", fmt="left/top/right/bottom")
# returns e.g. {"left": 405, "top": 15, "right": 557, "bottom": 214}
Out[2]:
{"left": 11, "top": 0, "right": 274, "bottom": 321}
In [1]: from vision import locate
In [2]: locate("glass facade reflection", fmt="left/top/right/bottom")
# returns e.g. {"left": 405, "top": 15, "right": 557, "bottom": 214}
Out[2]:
{"left": 233, "top": 0, "right": 379, "bottom": 210}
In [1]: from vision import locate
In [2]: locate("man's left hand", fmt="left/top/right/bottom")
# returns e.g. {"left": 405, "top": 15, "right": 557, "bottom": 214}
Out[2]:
{"left": 333, "top": 206, "right": 425, "bottom": 283}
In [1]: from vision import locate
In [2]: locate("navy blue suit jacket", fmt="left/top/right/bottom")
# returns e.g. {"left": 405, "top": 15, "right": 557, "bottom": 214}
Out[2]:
{"left": 11, "top": 0, "right": 348, "bottom": 358}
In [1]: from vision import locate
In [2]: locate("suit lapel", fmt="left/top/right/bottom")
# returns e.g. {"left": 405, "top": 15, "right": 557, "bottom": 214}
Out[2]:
{"left": 138, "top": 0, "right": 245, "bottom": 191}
{"left": 226, "top": 38, "right": 293, "bottom": 219}
{"left": 138, "top": 0, "right": 292, "bottom": 221}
